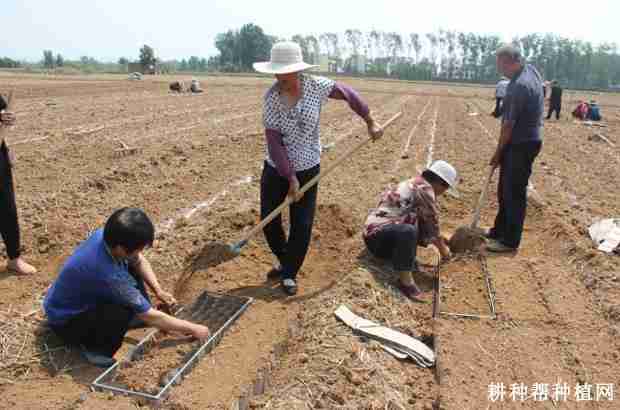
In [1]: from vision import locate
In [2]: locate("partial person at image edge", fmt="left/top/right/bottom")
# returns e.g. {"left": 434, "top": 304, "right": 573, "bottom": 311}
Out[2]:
{"left": 0, "top": 93, "right": 38, "bottom": 275}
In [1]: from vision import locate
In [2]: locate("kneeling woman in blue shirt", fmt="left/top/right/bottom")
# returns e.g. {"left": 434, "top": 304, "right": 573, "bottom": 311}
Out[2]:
{"left": 44, "top": 208, "right": 210, "bottom": 367}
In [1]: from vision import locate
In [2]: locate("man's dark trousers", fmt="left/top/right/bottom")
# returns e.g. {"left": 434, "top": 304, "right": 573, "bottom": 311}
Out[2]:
{"left": 0, "top": 141, "right": 21, "bottom": 259}
{"left": 546, "top": 104, "right": 561, "bottom": 120}
{"left": 489, "top": 141, "right": 542, "bottom": 249}
{"left": 49, "top": 269, "right": 151, "bottom": 357}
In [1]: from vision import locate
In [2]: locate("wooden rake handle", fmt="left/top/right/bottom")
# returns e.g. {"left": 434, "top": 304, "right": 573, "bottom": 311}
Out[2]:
{"left": 470, "top": 167, "right": 495, "bottom": 230}
{"left": 232, "top": 112, "right": 403, "bottom": 250}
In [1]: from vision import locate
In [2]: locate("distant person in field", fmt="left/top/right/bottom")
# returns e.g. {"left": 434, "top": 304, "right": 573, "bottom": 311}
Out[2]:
{"left": 363, "top": 161, "right": 457, "bottom": 301}
{"left": 546, "top": 80, "right": 563, "bottom": 120}
{"left": 572, "top": 100, "right": 590, "bottom": 120}
{"left": 169, "top": 81, "right": 184, "bottom": 93}
{"left": 492, "top": 76, "right": 510, "bottom": 118}
{"left": 587, "top": 100, "right": 602, "bottom": 121}
{"left": 44, "top": 208, "right": 210, "bottom": 368}
{"left": 485, "top": 45, "right": 543, "bottom": 253}
{"left": 190, "top": 79, "right": 203, "bottom": 93}
{"left": 253, "top": 41, "right": 384, "bottom": 295}
{"left": 0, "top": 94, "right": 37, "bottom": 275}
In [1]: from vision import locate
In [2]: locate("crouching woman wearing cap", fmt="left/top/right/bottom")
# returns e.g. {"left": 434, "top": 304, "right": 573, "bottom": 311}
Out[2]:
{"left": 363, "top": 161, "right": 456, "bottom": 301}
{"left": 253, "top": 41, "right": 383, "bottom": 295}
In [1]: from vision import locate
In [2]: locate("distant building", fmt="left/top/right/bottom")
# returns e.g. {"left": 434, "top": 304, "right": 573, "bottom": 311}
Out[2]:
{"left": 317, "top": 54, "right": 341, "bottom": 73}
{"left": 318, "top": 54, "right": 329, "bottom": 72}
{"left": 350, "top": 54, "right": 367, "bottom": 74}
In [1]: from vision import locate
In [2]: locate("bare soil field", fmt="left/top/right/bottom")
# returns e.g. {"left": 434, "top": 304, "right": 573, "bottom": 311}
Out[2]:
{"left": 0, "top": 72, "right": 619, "bottom": 409}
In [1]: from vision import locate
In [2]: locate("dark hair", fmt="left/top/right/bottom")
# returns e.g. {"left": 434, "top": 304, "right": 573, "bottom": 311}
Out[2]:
{"left": 103, "top": 208, "right": 155, "bottom": 252}
{"left": 496, "top": 45, "right": 522, "bottom": 63}
{"left": 422, "top": 170, "right": 450, "bottom": 189}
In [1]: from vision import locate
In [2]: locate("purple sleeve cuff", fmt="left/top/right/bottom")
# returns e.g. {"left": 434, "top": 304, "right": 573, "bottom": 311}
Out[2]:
{"left": 265, "top": 129, "right": 294, "bottom": 181}
{"left": 329, "top": 82, "right": 370, "bottom": 119}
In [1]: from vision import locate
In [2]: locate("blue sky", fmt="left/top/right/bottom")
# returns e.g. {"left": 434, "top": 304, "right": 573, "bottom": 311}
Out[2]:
{"left": 2, "top": 0, "right": 618, "bottom": 62}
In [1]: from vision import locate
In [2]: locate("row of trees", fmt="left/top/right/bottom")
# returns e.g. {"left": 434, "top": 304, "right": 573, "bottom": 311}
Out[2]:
{"left": 39, "top": 50, "right": 122, "bottom": 73}
{"left": 207, "top": 25, "right": 620, "bottom": 89}
{"left": 0, "top": 57, "right": 22, "bottom": 68}
{"left": 3, "top": 27, "right": 618, "bottom": 89}
{"left": 288, "top": 30, "right": 620, "bottom": 88}
{"left": 43, "top": 50, "right": 64, "bottom": 68}
{"left": 212, "top": 23, "right": 276, "bottom": 72}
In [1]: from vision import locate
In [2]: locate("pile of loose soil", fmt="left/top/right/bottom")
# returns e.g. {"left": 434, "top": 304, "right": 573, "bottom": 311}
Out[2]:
{"left": 448, "top": 226, "right": 485, "bottom": 253}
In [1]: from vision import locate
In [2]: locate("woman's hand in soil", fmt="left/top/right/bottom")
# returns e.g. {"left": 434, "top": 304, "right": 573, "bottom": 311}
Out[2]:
{"left": 190, "top": 324, "right": 211, "bottom": 341}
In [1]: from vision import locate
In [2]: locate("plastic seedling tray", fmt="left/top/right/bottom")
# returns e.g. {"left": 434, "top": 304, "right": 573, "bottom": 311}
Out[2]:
{"left": 92, "top": 291, "right": 253, "bottom": 401}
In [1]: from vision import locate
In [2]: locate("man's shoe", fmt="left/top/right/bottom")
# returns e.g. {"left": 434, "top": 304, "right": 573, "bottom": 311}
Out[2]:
{"left": 281, "top": 278, "right": 298, "bottom": 296}
{"left": 80, "top": 348, "right": 117, "bottom": 368}
{"left": 486, "top": 239, "right": 517, "bottom": 253}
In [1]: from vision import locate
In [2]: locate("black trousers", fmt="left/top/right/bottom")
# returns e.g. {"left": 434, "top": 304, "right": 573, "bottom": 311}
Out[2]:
{"left": 260, "top": 162, "right": 319, "bottom": 280}
{"left": 49, "top": 269, "right": 150, "bottom": 357}
{"left": 490, "top": 141, "right": 542, "bottom": 249}
{"left": 364, "top": 222, "right": 419, "bottom": 272}
{"left": 0, "top": 141, "right": 20, "bottom": 259}
{"left": 492, "top": 98, "right": 504, "bottom": 118}
{"left": 50, "top": 304, "right": 133, "bottom": 357}
{"left": 546, "top": 104, "right": 561, "bottom": 120}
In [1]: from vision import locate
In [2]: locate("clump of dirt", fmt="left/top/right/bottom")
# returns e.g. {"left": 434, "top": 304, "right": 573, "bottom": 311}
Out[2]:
{"left": 448, "top": 226, "right": 485, "bottom": 253}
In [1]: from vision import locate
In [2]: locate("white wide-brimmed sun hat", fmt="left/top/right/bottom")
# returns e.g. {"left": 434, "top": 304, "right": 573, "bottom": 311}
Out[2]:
{"left": 253, "top": 41, "right": 318, "bottom": 75}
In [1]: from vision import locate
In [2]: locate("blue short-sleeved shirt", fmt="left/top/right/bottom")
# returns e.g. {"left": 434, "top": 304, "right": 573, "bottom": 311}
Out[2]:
{"left": 43, "top": 229, "right": 151, "bottom": 325}
{"left": 502, "top": 64, "right": 544, "bottom": 144}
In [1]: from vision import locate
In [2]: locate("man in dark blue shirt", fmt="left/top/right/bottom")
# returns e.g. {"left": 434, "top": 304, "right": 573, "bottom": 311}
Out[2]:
{"left": 44, "top": 208, "right": 210, "bottom": 367}
{"left": 486, "top": 46, "right": 543, "bottom": 252}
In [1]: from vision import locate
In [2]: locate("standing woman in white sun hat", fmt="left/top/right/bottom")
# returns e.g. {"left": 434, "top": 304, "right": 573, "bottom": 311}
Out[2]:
{"left": 254, "top": 41, "right": 383, "bottom": 295}
{"left": 363, "top": 160, "right": 456, "bottom": 301}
